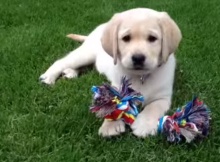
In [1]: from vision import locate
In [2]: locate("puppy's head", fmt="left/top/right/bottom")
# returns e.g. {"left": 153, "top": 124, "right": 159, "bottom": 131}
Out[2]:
{"left": 101, "top": 8, "right": 182, "bottom": 74}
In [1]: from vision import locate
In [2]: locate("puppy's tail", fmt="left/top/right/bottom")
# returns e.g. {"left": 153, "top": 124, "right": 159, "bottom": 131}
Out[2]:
{"left": 66, "top": 34, "right": 87, "bottom": 42}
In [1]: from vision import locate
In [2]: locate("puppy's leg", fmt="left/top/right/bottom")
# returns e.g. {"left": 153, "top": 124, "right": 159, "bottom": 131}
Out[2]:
{"left": 39, "top": 44, "right": 96, "bottom": 85}
{"left": 62, "top": 68, "right": 78, "bottom": 79}
{"left": 99, "top": 119, "right": 126, "bottom": 137}
{"left": 131, "top": 98, "right": 170, "bottom": 138}
{"left": 98, "top": 82, "right": 126, "bottom": 137}
{"left": 39, "top": 24, "right": 107, "bottom": 85}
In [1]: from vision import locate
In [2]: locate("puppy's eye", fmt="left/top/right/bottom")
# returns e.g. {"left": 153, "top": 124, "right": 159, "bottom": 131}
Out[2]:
{"left": 122, "top": 35, "right": 131, "bottom": 42}
{"left": 148, "top": 35, "right": 157, "bottom": 42}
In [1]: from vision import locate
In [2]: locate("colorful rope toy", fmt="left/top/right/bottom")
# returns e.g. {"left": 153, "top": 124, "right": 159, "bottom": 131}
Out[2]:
{"left": 158, "top": 97, "right": 211, "bottom": 142}
{"left": 90, "top": 77, "right": 211, "bottom": 143}
{"left": 90, "top": 77, "right": 144, "bottom": 125}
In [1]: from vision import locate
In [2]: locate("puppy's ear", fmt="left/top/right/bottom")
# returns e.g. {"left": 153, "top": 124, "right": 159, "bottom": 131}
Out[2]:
{"left": 159, "top": 12, "right": 182, "bottom": 63}
{"left": 101, "top": 14, "right": 121, "bottom": 65}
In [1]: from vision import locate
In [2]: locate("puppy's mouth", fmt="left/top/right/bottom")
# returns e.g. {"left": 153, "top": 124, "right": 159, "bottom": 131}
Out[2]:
{"left": 128, "top": 66, "right": 149, "bottom": 71}
{"left": 133, "top": 65, "right": 145, "bottom": 70}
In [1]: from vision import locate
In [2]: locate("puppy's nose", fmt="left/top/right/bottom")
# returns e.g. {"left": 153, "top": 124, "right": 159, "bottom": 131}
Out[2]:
{"left": 132, "top": 54, "right": 146, "bottom": 65}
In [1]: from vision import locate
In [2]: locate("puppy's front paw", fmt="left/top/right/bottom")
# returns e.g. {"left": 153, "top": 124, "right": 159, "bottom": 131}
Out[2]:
{"left": 62, "top": 68, "right": 78, "bottom": 79}
{"left": 39, "top": 73, "right": 56, "bottom": 85}
{"left": 98, "top": 120, "right": 125, "bottom": 137}
{"left": 131, "top": 114, "right": 158, "bottom": 138}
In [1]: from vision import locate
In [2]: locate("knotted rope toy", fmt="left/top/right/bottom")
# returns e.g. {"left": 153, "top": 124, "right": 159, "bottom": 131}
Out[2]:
{"left": 90, "top": 77, "right": 144, "bottom": 125}
{"left": 90, "top": 77, "right": 211, "bottom": 143}
{"left": 158, "top": 97, "right": 211, "bottom": 143}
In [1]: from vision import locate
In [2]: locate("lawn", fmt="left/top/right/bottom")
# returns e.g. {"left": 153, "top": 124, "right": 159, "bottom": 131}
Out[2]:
{"left": 1, "top": 0, "right": 220, "bottom": 161}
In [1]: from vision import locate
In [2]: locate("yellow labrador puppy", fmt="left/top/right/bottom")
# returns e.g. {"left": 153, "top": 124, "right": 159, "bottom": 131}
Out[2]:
{"left": 40, "top": 8, "right": 182, "bottom": 137}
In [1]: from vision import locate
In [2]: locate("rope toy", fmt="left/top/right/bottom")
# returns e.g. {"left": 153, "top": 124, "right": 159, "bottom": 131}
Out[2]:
{"left": 90, "top": 77, "right": 211, "bottom": 143}
{"left": 90, "top": 77, "right": 144, "bottom": 125}
{"left": 158, "top": 97, "right": 211, "bottom": 143}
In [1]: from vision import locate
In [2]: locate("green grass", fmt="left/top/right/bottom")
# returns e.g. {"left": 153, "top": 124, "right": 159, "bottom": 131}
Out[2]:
{"left": 1, "top": 0, "right": 220, "bottom": 161}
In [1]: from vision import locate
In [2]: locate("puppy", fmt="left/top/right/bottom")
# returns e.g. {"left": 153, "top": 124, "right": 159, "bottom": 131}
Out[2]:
{"left": 40, "top": 8, "right": 182, "bottom": 137}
